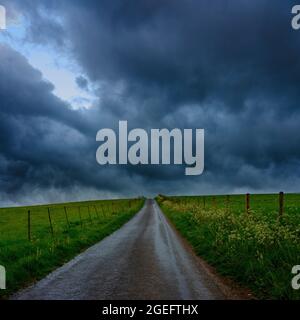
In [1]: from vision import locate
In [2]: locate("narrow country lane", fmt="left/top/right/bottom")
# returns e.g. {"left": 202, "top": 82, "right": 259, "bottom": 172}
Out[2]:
{"left": 12, "top": 200, "right": 225, "bottom": 300}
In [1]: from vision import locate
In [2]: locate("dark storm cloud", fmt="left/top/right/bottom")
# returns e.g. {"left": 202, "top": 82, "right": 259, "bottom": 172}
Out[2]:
{"left": 53, "top": 0, "right": 300, "bottom": 109}
{"left": 1, "top": 0, "right": 300, "bottom": 205}
{"left": 0, "top": 44, "right": 148, "bottom": 204}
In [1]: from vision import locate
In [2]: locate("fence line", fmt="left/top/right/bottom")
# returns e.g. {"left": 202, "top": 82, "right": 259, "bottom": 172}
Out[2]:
{"left": 64, "top": 206, "right": 70, "bottom": 229}
{"left": 19, "top": 199, "right": 140, "bottom": 242}
{"left": 47, "top": 207, "right": 54, "bottom": 237}
{"left": 78, "top": 207, "right": 83, "bottom": 228}
{"left": 279, "top": 192, "right": 284, "bottom": 218}
{"left": 28, "top": 210, "right": 31, "bottom": 241}
{"left": 246, "top": 193, "right": 250, "bottom": 215}
{"left": 171, "top": 192, "right": 292, "bottom": 219}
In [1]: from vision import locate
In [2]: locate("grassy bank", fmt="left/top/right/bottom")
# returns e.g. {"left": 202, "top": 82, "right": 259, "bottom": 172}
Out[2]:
{"left": 157, "top": 194, "right": 300, "bottom": 299}
{"left": 0, "top": 198, "right": 144, "bottom": 298}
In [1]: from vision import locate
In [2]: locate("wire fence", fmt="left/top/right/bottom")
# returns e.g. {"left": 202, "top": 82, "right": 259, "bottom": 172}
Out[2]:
{"left": 163, "top": 192, "right": 300, "bottom": 220}
{"left": 0, "top": 199, "right": 141, "bottom": 243}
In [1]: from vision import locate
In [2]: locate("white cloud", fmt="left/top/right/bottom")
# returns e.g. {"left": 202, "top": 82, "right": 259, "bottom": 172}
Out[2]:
{"left": 0, "top": 13, "right": 97, "bottom": 109}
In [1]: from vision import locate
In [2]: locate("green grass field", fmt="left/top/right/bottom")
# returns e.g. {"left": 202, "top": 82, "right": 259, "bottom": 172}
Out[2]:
{"left": 157, "top": 193, "right": 300, "bottom": 299}
{"left": 0, "top": 198, "right": 144, "bottom": 299}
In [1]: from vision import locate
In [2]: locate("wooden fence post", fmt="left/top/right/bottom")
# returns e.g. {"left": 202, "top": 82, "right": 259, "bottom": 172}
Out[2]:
{"left": 101, "top": 205, "right": 105, "bottom": 218}
{"left": 47, "top": 207, "right": 54, "bottom": 236}
{"left": 88, "top": 206, "right": 92, "bottom": 223}
{"left": 28, "top": 210, "right": 31, "bottom": 241}
{"left": 64, "top": 206, "right": 70, "bottom": 228}
{"left": 279, "top": 192, "right": 284, "bottom": 218}
{"left": 246, "top": 193, "right": 250, "bottom": 214}
{"left": 94, "top": 205, "right": 99, "bottom": 219}
{"left": 78, "top": 206, "right": 83, "bottom": 227}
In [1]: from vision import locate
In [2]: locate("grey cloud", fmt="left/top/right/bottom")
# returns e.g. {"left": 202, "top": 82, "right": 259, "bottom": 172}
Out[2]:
{"left": 76, "top": 76, "right": 88, "bottom": 89}
{"left": 1, "top": 0, "right": 300, "bottom": 205}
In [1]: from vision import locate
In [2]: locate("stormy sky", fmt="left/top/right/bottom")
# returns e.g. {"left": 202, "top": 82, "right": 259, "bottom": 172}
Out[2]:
{"left": 1, "top": 0, "right": 300, "bottom": 206}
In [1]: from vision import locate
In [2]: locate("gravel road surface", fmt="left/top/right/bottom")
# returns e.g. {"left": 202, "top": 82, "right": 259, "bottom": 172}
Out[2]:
{"left": 12, "top": 200, "right": 225, "bottom": 300}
